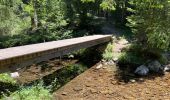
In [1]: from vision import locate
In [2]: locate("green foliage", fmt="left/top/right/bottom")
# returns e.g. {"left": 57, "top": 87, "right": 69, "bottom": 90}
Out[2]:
{"left": 3, "top": 84, "right": 52, "bottom": 100}
{"left": 0, "top": 73, "right": 16, "bottom": 84}
{"left": 102, "top": 52, "right": 113, "bottom": 61}
{"left": 127, "top": 0, "right": 170, "bottom": 51}
{"left": 118, "top": 52, "right": 144, "bottom": 65}
{"left": 81, "top": 0, "right": 95, "bottom": 3}
{"left": 100, "top": 0, "right": 116, "bottom": 11}
{"left": 118, "top": 44, "right": 146, "bottom": 65}
{"left": 102, "top": 43, "right": 113, "bottom": 61}
{"left": 0, "top": 0, "right": 73, "bottom": 48}
{"left": 64, "top": 64, "right": 88, "bottom": 76}
{"left": 0, "top": 0, "right": 30, "bottom": 36}
{"left": 118, "top": 43, "right": 169, "bottom": 66}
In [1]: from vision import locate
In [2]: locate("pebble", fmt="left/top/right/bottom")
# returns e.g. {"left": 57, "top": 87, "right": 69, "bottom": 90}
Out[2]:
{"left": 138, "top": 78, "right": 144, "bottom": 82}
{"left": 111, "top": 81, "right": 117, "bottom": 85}
{"left": 10, "top": 72, "right": 19, "bottom": 78}
{"left": 96, "top": 64, "right": 102, "bottom": 69}
{"left": 73, "top": 86, "right": 83, "bottom": 91}
{"left": 113, "top": 57, "right": 118, "bottom": 62}
{"left": 83, "top": 91, "right": 90, "bottom": 97}
{"left": 130, "top": 79, "right": 136, "bottom": 83}
{"left": 164, "top": 65, "right": 170, "bottom": 72}
{"left": 134, "top": 65, "right": 149, "bottom": 76}
{"left": 100, "top": 90, "right": 109, "bottom": 94}
{"left": 61, "top": 92, "right": 67, "bottom": 95}
{"left": 107, "top": 60, "right": 115, "bottom": 65}
{"left": 90, "top": 88, "right": 98, "bottom": 94}
{"left": 85, "top": 83, "right": 91, "bottom": 87}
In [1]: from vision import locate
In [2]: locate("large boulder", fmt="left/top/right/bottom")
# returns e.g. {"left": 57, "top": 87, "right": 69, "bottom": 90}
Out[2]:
{"left": 148, "top": 61, "right": 163, "bottom": 72}
{"left": 134, "top": 65, "right": 149, "bottom": 76}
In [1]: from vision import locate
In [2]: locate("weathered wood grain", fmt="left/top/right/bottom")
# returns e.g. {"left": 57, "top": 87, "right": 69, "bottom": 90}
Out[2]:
{"left": 0, "top": 35, "right": 112, "bottom": 72}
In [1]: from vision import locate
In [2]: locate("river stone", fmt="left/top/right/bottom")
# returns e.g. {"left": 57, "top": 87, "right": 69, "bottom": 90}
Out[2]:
{"left": 107, "top": 60, "right": 115, "bottom": 65}
{"left": 130, "top": 79, "right": 136, "bottom": 83}
{"left": 10, "top": 72, "right": 19, "bottom": 78}
{"left": 96, "top": 64, "right": 102, "bottom": 69}
{"left": 164, "top": 64, "right": 170, "bottom": 72}
{"left": 148, "top": 61, "right": 162, "bottom": 72}
{"left": 134, "top": 65, "right": 149, "bottom": 76}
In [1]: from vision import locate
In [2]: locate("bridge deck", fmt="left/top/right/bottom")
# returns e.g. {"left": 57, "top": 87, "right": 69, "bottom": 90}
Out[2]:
{"left": 0, "top": 35, "right": 112, "bottom": 72}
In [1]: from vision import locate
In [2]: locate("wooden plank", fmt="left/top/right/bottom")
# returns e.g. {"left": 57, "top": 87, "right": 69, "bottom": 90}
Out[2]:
{"left": 0, "top": 35, "right": 112, "bottom": 72}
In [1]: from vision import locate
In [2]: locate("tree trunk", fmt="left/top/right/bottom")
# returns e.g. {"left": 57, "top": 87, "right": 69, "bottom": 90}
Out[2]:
{"left": 31, "top": 0, "right": 38, "bottom": 31}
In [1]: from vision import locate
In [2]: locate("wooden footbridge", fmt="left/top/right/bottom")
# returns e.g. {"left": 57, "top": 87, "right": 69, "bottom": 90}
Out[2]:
{"left": 0, "top": 35, "right": 112, "bottom": 72}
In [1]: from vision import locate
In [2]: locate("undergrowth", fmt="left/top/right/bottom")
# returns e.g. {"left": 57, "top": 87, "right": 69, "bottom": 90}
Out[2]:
{"left": 2, "top": 83, "right": 52, "bottom": 100}
{"left": 0, "top": 73, "right": 16, "bottom": 84}
{"left": 118, "top": 43, "right": 167, "bottom": 66}
{"left": 102, "top": 43, "right": 113, "bottom": 61}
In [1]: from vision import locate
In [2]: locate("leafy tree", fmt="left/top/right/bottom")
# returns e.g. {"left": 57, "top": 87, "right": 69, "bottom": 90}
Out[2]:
{"left": 100, "top": 0, "right": 116, "bottom": 11}
{"left": 0, "top": 0, "right": 27, "bottom": 36}
{"left": 127, "top": 0, "right": 170, "bottom": 51}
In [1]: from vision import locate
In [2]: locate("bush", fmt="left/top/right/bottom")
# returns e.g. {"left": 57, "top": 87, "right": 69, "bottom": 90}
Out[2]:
{"left": 0, "top": 73, "right": 16, "bottom": 84}
{"left": 127, "top": 0, "right": 170, "bottom": 51}
{"left": 102, "top": 52, "right": 113, "bottom": 61}
{"left": 118, "top": 52, "right": 144, "bottom": 65}
{"left": 118, "top": 43, "right": 168, "bottom": 66}
{"left": 3, "top": 84, "right": 52, "bottom": 100}
{"left": 0, "top": 73, "right": 18, "bottom": 98}
{"left": 102, "top": 43, "right": 113, "bottom": 61}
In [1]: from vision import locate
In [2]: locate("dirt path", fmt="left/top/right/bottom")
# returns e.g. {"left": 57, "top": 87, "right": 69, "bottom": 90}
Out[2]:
{"left": 53, "top": 62, "right": 170, "bottom": 100}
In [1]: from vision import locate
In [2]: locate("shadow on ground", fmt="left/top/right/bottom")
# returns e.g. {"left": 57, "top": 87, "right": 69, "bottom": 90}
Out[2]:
{"left": 114, "top": 62, "right": 165, "bottom": 84}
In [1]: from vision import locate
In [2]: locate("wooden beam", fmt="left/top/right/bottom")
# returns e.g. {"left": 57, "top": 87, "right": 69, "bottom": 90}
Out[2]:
{"left": 0, "top": 35, "right": 112, "bottom": 72}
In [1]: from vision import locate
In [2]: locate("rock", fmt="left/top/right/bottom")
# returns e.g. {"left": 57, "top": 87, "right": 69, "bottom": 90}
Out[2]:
{"left": 164, "top": 64, "right": 170, "bottom": 72}
{"left": 112, "top": 36, "right": 116, "bottom": 40}
{"left": 90, "top": 88, "right": 98, "bottom": 94}
{"left": 10, "top": 72, "right": 19, "bottom": 78}
{"left": 101, "top": 59, "right": 106, "bottom": 62}
{"left": 130, "top": 79, "right": 136, "bottom": 83}
{"left": 111, "top": 81, "right": 117, "bottom": 85}
{"left": 61, "top": 92, "right": 67, "bottom": 95}
{"left": 103, "top": 62, "right": 108, "bottom": 65}
{"left": 68, "top": 54, "right": 74, "bottom": 59}
{"left": 148, "top": 61, "right": 162, "bottom": 72}
{"left": 83, "top": 90, "right": 91, "bottom": 97}
{"left": 113, "top": 57, "right": 118, "bottom": 62}
{"left": 138, "top": 78, "right": 144, "bottom": 82}
{"left": 73, "top": 86, "right": 83, "bottom": 91}
{"left": 134, "top": 65, "right": 149, "bottom": 76}
{"left": 85, "top": 84, "right": 91, "bottom": 87}
{"left": 107, "top": 60, "right": 115, "bottom": 65}
{"left": 118, "top": 39, "right": 128, "bottom": 45}
{"left": 96, "top": 64, "right": 102, "bottom": 69}
{"left": 100, "top": 90, "right": 108, "bottom": 94}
